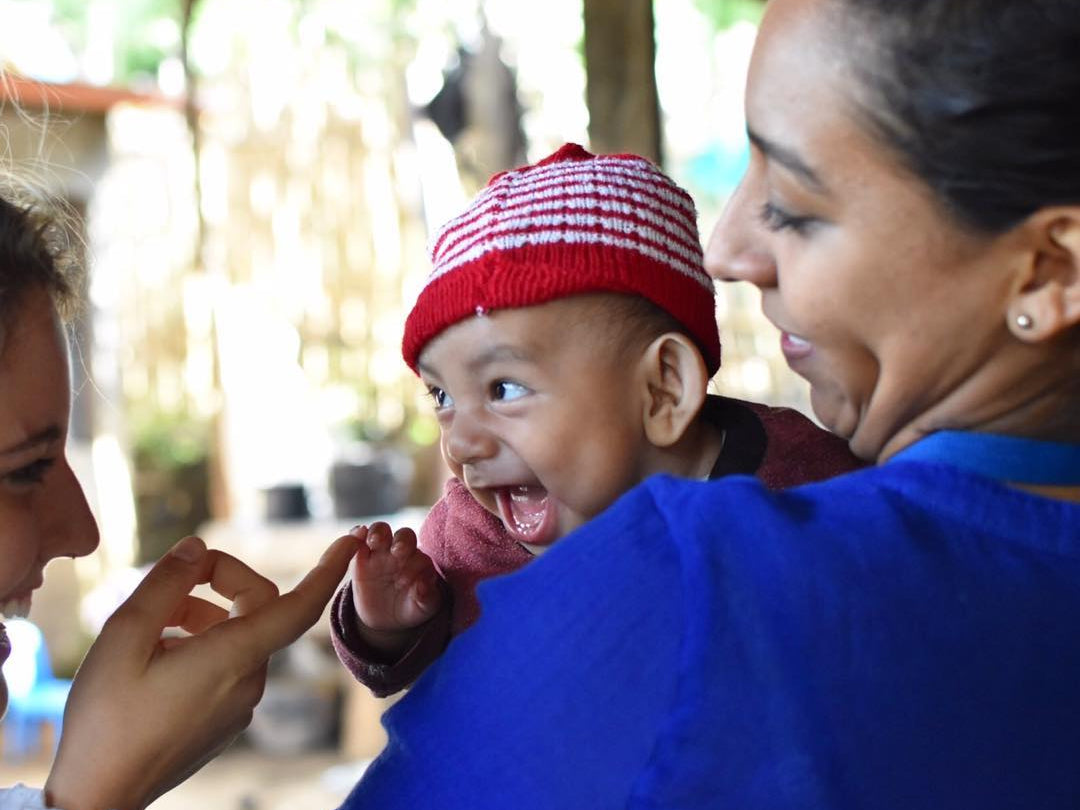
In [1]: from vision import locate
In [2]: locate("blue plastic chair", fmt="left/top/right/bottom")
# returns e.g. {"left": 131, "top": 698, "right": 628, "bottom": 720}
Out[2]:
{"left": 2, "top": 618, "right": 72, "bottom": 759}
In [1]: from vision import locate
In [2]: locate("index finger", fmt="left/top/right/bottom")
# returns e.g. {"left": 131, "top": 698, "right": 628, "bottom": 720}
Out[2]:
{"left": 100, "top": 536, "right": 210, "bottom": 649}
{"left": 213, "top": 532, "right": 358, "bottom": 664}
{"left": 200, "top": 550, "right": 280, "bottom": 617}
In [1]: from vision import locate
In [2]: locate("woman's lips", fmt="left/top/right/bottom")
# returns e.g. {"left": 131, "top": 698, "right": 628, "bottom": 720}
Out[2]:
{"left": 780, "top": 331, "right": 813, "bottom": 362}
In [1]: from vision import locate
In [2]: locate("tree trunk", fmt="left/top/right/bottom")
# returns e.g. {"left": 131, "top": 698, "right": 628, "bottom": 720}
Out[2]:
{"left": 583, "top": 0, "right": 662, "bottom": 165}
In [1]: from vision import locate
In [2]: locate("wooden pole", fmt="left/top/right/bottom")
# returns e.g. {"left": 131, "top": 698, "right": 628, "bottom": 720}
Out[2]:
{"left": 583, "top": 0, "right": 662, "bottom": 165}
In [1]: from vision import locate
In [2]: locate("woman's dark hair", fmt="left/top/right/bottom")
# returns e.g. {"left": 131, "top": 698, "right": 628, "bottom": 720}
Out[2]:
{"left": 0, "top": 184, "right": 79, "bottom": 347}
{"left": 833, "top": 0, "right": 1080, "bottom": 233}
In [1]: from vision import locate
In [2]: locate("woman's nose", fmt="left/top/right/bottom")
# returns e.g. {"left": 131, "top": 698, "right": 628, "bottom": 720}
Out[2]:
{"left": 43, "top": 457, "right": 100, "bottom": 562}
{"left": 703, "top": 176, "right": 778, "bottom": 288}
{"left": 443, "top": 411, "right": 499, "bottom": 468}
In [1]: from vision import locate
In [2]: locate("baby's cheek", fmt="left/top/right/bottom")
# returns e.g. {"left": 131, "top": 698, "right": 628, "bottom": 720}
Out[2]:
{"left": 439, "top": 441, "right": 464, "bottom": 479}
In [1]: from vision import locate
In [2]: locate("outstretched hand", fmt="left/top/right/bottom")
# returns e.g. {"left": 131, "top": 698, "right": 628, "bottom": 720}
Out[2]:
{"left": 351, "top": 522, "right": 443, "bottom": 656}
{"left": 44, "top": 532, "right": 358, "bottom": 810}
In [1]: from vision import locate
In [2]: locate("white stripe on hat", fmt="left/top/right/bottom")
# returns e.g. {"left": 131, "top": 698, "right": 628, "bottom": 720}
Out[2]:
{"left": 430, "top": 160, "right": 698, "bottom": 254}
{"left": 424, "top": 226, "right": 714, "bottom": 293}
{"left": 434, "top": 184, "right": 702, "bottom": 260}
{"left": 434, "top": 211, "right": 708, "bottom": 285}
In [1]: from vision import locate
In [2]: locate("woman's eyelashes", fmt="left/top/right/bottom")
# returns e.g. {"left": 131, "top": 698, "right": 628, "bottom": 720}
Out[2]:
{"left": 3, "top": 457, "right": 56, "bottom": 487}
{"left": 759, "top": 200, "right": 819, "bottom": 235}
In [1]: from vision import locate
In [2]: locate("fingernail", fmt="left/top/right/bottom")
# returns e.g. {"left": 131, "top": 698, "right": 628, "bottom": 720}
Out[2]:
{"left": 350, "top": 524, "right": 367, "bottom": 536}
{"left": 321, "top": 533, "right": 353, "bottom": 563}
{"left": 170, "top": 536, "right": 204, "bottom": 563}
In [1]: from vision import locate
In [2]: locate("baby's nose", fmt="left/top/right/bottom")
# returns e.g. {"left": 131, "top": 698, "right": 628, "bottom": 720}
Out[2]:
{"left": 443, "top": 412, "right": 499, "bottom": 467}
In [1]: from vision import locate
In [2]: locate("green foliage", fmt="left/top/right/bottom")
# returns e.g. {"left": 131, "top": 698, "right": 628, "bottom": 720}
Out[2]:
{"left": 132, "top": 410, "right": 210, "bottom": 470}
{"left": 47, "top": 0, "right": 185, "bottom": 84}
{"left": 114, "top": 0, "right": 183, "bottom": 82}
{"left": 130, "top": 409, "right": 212, "bottom": 565}
{"left": 691, "top": 0, "right": 764, "bottom": 31}
{"left": 51, "top": 0, "right": 89, "bottom": 45}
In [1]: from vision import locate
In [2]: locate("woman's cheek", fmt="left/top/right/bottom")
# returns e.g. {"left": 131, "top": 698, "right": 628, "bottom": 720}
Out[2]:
{"left": 0, "top": 510, "right": 37, "bottom": 597}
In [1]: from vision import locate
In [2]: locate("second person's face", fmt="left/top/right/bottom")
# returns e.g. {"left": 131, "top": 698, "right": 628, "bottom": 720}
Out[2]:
{"left": 705, "top": 0, "right": 1019, "bottom": 461}
{"left": 0, "top": 287, "right": 100, "bottom": 716}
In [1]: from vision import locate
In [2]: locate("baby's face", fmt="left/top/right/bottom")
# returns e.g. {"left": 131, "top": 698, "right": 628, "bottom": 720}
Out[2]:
{"left": 417, "top": 298, "right": 653, "bottom": 554}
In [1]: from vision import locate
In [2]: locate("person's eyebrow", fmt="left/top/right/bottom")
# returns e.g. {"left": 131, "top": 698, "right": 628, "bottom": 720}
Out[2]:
{"left": 747, "top": 128, "right": 828, "bottom": 193}
{"left": 416, "top": 344, "right": 536, "bottom": 380}
{"left": 0, "top": 425, "right": 62, "bottom": 456}
{"left": 465, "top": 344, "right": 535, "bottom": 374}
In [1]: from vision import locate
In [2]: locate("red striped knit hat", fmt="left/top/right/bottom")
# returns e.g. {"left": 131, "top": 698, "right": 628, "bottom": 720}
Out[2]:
{"left": 402, "top": 142, "right": 721, "bottom": 374}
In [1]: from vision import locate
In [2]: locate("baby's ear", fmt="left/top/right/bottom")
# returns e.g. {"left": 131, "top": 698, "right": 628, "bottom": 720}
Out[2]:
{"left": 638, "top": 333, "right": 709, "bottom": 448}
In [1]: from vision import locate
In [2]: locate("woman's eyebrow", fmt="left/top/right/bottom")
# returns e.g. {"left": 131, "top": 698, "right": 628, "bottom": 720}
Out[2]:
{"left": 0, "top": 425, "right": 61, "bottom": 456}
{"left": 747, "top": 127, "right": 828, "bottom": 193}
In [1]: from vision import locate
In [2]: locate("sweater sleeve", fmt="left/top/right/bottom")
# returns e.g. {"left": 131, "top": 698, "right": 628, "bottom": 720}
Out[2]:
{"left": 744, "top": 400, "right": 867, "bottom": 489}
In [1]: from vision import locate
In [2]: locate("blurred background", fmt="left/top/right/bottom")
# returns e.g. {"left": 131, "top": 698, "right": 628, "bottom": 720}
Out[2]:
{"left": 0, "top": 0, "right": 801, "bottom": 805}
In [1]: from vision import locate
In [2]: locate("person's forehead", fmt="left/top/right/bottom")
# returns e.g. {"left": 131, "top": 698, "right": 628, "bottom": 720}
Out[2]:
{"left": 0, "top": 292, "right": 70, "bottom": 450}
{"left": 420, "top": 299, "right": 619, "bottom": 373}
{"left": 749, "top": 0, "right": 850, "bottom": 133}
{"left": 747, "top": 0, "right": 903, "bottom": 193}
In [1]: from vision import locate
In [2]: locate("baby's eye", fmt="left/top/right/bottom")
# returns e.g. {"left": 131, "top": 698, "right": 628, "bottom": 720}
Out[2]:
{"left": 4, "top": 458, "right": 55, "bottom": 487}
{"left": 427, "top": 386, "right": 453, "bottom": 410}
{"left": 491, "top": 381, "right": 530, "bottom": 402}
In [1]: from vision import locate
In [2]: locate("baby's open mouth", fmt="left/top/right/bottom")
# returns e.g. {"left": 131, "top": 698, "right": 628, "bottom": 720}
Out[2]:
{"left": 495, "top": 484, "right": 559, "bottom": 547}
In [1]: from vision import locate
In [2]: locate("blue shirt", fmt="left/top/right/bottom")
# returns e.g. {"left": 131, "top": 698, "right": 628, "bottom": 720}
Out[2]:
{"left": 342, "top": 461, "right": 1080, "bottom": 808}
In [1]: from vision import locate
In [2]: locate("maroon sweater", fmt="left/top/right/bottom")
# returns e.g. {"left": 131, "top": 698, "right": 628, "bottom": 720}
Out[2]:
{"left": 330, "top": 395, "right": 865, "bottom": 696}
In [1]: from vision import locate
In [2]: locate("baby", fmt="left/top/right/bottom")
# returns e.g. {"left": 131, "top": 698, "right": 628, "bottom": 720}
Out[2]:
{"left": 330, "top": 143, "right": 863, "bottom": 695}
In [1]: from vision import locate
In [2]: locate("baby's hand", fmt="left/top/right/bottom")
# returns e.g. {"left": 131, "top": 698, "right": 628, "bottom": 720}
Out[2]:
{"left": 351, "top": 522, "right": 443, "bottom": 653}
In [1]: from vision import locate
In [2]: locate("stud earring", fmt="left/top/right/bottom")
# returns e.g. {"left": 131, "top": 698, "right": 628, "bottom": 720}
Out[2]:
{"left": 1015, "top": 313, "right": 1034, "bottom": 330}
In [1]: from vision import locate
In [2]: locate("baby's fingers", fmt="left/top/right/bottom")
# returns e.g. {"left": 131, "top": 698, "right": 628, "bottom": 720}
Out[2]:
{"left": 390, "top": 526, "right": 419, "bottom": 558}
{"left": 411, "top": 576, "right": 443, "bottom": 614}
{"left": 398, "top": 554, "right": 442, "bottom": 612}
{"left": 366, "top": 522, "right": 395, "bottom": 553}
{"left": 201, "top": 550, "right": 280, "bottom": 617}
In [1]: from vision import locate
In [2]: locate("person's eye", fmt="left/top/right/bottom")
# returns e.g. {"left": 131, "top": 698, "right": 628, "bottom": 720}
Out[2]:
{"left": 758, "top": 200, "right": 818, "bottom": 235}
{"left": 491, "top": 381, "right": 530, "bottom": 402}
{"left": 426, "top": 386, "right": 453, "bottom": 410}
{"left": 4, "top": 458, "right": 55, "bottom": 487}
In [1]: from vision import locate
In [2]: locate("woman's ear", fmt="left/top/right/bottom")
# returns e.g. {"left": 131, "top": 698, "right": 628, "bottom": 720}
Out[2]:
{"left": 1008, "top": 209, "right": 1080, "bottom": 342}
{"left": 638, "top": 333, "right": 709, "bottom": 448}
